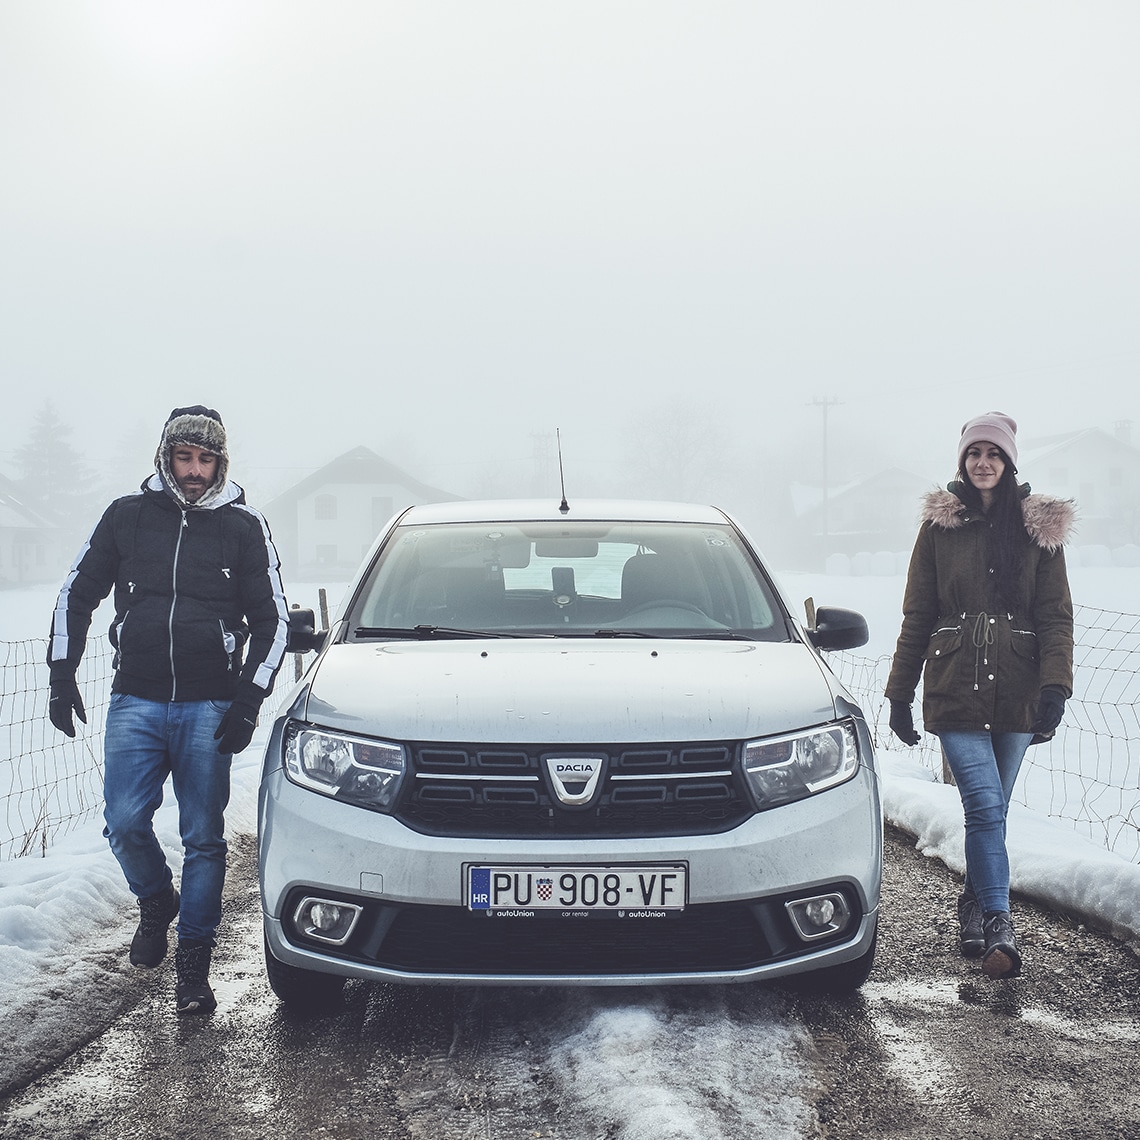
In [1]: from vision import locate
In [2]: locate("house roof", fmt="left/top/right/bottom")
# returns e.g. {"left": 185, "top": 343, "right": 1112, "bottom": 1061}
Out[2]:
{"left": 790, "top": 467, "right": 935, "bottom": 518}
{"left": 267, "top": 446, "right": 461, "bottom": 510}
{"left": 1018, "top": 426, "right": 1140, "bottom": 469}
{"left": 0, "top": 472, "right": 58, "bottom": 530}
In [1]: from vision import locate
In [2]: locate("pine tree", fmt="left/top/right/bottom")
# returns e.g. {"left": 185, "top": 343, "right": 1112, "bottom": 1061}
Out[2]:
{"left": 14, "top": 400, "right": 94, "bottom": 527}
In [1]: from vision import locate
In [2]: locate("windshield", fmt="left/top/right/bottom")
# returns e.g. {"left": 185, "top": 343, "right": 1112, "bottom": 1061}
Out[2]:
{"left": 349, "top": 520, "right": 789, "bottom": 640}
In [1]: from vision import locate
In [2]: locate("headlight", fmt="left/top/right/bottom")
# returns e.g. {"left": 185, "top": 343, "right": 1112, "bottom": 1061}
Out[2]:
{"left": 743, "top": 722, "right": 859, "bottom": 809}
{"left": 283, "top": 722, "right": 406, "bottom": 812}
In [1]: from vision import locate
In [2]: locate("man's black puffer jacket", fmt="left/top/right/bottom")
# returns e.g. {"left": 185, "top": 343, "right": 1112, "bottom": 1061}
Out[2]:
{"left": 49, "top": 475, "right": 289, "bottom": 706}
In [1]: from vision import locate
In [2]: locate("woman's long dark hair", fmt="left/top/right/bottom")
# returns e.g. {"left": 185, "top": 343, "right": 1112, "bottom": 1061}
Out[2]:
{"left": 952, "top": 449, "right": 1029, "bottom": 611}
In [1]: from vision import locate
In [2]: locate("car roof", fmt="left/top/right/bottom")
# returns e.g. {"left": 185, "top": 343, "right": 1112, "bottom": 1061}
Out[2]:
{"left": 395, "top": 499, "right": 734, "bottom": 526}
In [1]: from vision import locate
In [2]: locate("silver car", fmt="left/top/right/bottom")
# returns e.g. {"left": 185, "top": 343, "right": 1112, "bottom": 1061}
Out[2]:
{"left": 260, "top": 499, "right": 881, "bottom": 1006}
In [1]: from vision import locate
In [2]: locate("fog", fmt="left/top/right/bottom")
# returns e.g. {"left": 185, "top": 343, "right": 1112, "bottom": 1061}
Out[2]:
{"left": 3, "top": 3, "right": 1138, "bottom": 543}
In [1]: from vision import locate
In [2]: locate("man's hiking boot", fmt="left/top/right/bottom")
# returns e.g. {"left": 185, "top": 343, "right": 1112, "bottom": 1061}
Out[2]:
{"left": 956, "top": 889, "right": 985, "bottom": 958}
{"left": 981, "top": 910, "right": 1022, "bottom": 980}
{"left": 129, "top": 885, "right": 180, "bottom": 968}
{"left": 175, "top": 939, "right": 217, "bottom": 1016}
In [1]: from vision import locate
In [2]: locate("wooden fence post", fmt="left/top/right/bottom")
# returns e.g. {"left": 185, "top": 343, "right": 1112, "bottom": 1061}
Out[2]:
{"left": 941, "top": 742, "right": 956, "bottom": 786}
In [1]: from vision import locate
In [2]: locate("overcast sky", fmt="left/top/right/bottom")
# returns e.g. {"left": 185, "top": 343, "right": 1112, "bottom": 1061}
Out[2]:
{"left": 2, "top": 1, "right": 1137, "bottom": 510}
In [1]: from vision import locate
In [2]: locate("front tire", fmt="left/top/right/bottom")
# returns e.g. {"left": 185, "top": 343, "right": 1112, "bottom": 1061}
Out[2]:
{"left": 264, "top": 935, "right": 347, "bottom": 1010}
{"left": 800, "top": 921, "right": 878, "bottom": 995}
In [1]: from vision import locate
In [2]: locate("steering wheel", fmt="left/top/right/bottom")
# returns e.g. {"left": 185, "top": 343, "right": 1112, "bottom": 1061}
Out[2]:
{"left": 624, "top": 600, "right": 710, "bottom": 618}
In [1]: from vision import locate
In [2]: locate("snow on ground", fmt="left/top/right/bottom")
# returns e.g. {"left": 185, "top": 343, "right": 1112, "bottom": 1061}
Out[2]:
{"left": 1, "top": 566, "right": 1138, "bottom": 1090}
{"left": 881, "top": 751, "right": 1140, "bottom": 945}
{"left": 548, "top": 990, "right": 816, "bottom": 1139}
{"left": 0, "top": 720, "right": 266, "bottom": 1075}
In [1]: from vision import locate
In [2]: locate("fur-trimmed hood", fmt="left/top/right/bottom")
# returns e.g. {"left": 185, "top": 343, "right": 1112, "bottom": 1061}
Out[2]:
{"left": 154, "top": 406, "right": 231, "bottom": 509}
{"left": 920, "top": 488, "right": 1076, "bottom": 553}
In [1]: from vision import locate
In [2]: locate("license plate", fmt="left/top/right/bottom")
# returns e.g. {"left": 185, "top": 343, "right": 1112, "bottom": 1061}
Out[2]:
{"left": 467, "top": 864, "right": 687, "bottom": 915}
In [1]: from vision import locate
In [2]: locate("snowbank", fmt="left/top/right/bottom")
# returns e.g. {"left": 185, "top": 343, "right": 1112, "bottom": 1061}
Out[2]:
{"left": 881, "top": 754, "right": 1140, "bottom": 945}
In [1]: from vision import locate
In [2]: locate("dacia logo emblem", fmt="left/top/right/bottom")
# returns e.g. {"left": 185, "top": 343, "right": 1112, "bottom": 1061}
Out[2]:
{"left": 544, "top": 756, "right": 605, "bottom": 806}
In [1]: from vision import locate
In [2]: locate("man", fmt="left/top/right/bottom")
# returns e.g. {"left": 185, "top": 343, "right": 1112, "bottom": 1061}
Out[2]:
{"left": 47, "top": 406, "right": 289, "bottom": 1015}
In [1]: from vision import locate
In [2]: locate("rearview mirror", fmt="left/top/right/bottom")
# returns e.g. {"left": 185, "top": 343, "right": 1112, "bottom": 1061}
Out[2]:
{"left": 533, "top": 538, "right": 599, "bottom": 558}
{"left": 806, "top": 606, "right": 869, "bottom": 652}
{"left": 286, "top": 607, "right": 327, "bottom": 654}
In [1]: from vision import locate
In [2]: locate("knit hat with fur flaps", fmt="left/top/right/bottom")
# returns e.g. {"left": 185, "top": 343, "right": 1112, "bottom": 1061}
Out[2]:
{"left": 958, "top": 411, "right": 1018, "bottom": 470}
{"left": 156, "top": 405, "right": 229, "bottom": 507}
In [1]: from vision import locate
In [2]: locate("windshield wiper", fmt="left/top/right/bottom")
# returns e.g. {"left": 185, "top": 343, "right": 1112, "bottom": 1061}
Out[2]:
{"left": 589, "top": 629, "right": 662, "bottom": 638}
{"left": 680, "top": 631, "right": 759, "bottom": 641}
{"left": 354, "top": 625, "right": 521, "bottom": 640}
{"left": 588, "top": 629, "right": 756, "bottom": 641}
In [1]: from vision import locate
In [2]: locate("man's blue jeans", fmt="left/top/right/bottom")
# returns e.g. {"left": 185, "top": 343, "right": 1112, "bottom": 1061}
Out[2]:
{"left": 103, "top": 693, "right": 233, "bottom": 945}
{"left": 937, "top": 730, "right": 1033, "bottom": 915}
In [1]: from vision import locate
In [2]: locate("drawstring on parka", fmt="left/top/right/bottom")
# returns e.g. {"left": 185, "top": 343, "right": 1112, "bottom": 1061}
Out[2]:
{"left": 970, "top": 612, "right": 996, "bottom": 692}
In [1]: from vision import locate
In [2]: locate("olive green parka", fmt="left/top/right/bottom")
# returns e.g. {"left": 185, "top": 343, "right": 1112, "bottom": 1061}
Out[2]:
{"left": 884, "top": 487, "right": 1075, "bottom": 737}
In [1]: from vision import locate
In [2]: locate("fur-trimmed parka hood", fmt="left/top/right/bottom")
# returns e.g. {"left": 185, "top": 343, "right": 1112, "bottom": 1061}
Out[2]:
{"left": 920, "top": 487, "right": 1076, "bottom": 553}
{"left": 154, "top": 405, "right": 231, "bottom": 509}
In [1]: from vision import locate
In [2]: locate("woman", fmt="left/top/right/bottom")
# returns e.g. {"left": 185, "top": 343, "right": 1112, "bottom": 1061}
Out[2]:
{"left": 885, "top": 412, "right": 1075, "bottom": 980}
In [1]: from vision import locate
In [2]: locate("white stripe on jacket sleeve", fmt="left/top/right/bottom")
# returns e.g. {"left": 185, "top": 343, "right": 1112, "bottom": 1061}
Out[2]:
{"left": 237, "top": 504, "right": 290, "bottom": 692}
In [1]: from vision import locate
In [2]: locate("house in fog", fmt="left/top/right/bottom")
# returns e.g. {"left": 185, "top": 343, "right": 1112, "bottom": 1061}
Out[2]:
{"left": 791, "top": 467, "right": 937, "bottom": 565}
{"left": 1018, "top": 422, "right": 1140, "bottom": 546}
{"left": 0, "top": 473, "right": 62, "bottom": 587}
{"left": 266, "top": 447, "right": 460, "bottom": 581}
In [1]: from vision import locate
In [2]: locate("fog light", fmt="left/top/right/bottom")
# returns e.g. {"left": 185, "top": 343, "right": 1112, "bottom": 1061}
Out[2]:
{"left": 785, "top": 893, "right": 852, "bottom": 941}
{"left": 310, "top": 902, "right": 343, "bottom": 931}
{"left": 292, "top": 896, "right": 363, "bottom": 946}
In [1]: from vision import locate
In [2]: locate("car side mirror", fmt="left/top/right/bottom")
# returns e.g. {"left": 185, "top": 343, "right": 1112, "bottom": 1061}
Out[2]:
{"left": 805, "top": 604, "right": 869, "bottom": 651}
{"left": 287, "top": 607, "right": 327, "bottom": 654}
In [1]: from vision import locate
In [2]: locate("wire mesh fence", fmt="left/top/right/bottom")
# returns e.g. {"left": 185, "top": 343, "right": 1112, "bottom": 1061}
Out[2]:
{"left": 3, "top": 602, "right": 1138, "bottom": 862}
{"left": 0, "top": 637, "right": 300, "bottom": 862}
{"left": 830, "top": 602, "right": 1140, "bottom": 863}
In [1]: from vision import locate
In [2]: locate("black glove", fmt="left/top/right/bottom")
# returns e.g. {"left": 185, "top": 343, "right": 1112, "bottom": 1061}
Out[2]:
{"left": 49, "top": 677, "right": 87, "bottom": 738}
{"left": 214, "top": 698, "right": 261, "bottom": 755}
{"left": 1031, "top": 685, "right": 1067, "bottom": 735}
{"left": 888, "top": 700, "right": 921, "bottom": 746}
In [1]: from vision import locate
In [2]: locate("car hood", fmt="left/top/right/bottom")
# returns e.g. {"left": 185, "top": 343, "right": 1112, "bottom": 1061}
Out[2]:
{"left": 301, "top": 639, "right": 840, "bottom": 743}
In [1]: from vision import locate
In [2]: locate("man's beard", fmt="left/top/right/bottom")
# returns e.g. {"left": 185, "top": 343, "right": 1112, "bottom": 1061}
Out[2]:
{"left": 178, "top": 478, "right": 211, "bottom": 502}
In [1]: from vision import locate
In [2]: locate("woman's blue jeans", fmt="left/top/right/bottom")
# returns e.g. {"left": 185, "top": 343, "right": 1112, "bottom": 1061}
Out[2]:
{"left": 103, "top": 693, "right": 233, "bottom": 945}
{"left": 937, "top": 730, "right": 1033, "bottom": 915}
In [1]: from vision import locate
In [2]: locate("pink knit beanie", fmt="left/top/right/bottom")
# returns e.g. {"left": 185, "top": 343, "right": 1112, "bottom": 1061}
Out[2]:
{"left": 958, "top": 411, "right": 1018, "bottom": 469}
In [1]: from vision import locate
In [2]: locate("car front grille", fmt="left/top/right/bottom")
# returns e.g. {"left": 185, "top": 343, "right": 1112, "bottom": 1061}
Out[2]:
{"left": 393, "top": 740, "right": 753, "bottom": 838}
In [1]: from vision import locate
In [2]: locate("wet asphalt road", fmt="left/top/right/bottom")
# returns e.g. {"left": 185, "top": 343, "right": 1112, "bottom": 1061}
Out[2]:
{"left": 2, "top": 826, "right": 1139, "bottom": 1140}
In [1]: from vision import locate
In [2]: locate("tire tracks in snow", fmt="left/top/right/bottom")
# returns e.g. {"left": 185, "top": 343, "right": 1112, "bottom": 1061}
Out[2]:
{"left": 382, "top": 985, "right": 820, "bottom": 1140}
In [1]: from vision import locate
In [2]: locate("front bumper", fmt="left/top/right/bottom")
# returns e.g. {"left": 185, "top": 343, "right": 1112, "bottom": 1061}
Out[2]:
{"left": 258, "top": 760, "right": 882, "bottom": 986}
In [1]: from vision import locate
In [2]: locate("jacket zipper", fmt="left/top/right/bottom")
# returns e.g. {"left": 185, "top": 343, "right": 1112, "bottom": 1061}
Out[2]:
{"left": 220, "top": 619, "right": 235, "bottom": 670}
{"left": 169, "top": 512, "right": 188, "bottom": 700}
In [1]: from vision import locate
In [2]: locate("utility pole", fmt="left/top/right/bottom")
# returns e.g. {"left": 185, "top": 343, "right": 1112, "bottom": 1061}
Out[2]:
{"left": 808, "top": 397, "right": 842, "bottom": 542}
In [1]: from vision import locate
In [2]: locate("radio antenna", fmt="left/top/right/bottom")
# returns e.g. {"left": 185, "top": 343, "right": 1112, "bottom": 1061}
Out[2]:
{"left": 556, "top": 428, "right": 570, "bottom": 514}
